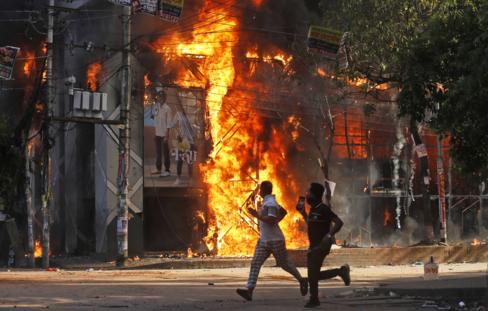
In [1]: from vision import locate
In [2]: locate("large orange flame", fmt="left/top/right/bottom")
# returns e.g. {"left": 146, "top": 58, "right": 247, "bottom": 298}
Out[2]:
{"left": 155, "top": 1, "right": 308, "bottom": 255}
{"left": 23, "top": 51, "right": 36, "bottom": 77}
{"left": 86, "top": 63, "right": 102, "bottom": 92}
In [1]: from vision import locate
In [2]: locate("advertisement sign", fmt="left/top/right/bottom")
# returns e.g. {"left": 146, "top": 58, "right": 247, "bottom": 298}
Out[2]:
{"left": 160, "top": 0, "right": 184, "bottom": 23}
{"left": 108, "top": 0, "right": 184, "bottom": 22}
{"left": 0, "top": 46, "right": 20, "bottom": 80}
{"left": 307, "top": 26, "right": 343, "bottom": 58}
{"left": 415, "top": 143, "right": 428, "bottom": 158}
{"left": 134, "top": 0, "right": 158, "bottom": 15}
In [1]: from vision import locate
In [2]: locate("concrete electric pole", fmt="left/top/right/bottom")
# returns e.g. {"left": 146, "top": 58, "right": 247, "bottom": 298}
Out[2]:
{"left": 117, "top": 5, "right": 132, "bottom": 267}
{"left": 41, "top": 0, "right": 55, "bottom": 269}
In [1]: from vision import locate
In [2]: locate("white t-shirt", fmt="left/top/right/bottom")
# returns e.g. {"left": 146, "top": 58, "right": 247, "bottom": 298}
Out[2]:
{"left": 258, "top": 195, "right": 285, "bottom": 242}
{"left": 153, "top": 102, "right": 172, "bottom": 137}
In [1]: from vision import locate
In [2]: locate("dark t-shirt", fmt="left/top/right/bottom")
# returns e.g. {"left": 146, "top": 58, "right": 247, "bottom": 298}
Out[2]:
{"left": 307, "top": 203, "right": 337, "bottom": 248}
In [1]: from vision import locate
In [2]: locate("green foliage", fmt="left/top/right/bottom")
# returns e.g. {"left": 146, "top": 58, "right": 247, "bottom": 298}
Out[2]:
{"left": 319, "top": 0, "right": 488, "bottom": 176}
{"left": 399, "top": 1, "right": 488, "bottom": 175}
{"left": 319, "top": 0, "right": 448, "bottom": 82}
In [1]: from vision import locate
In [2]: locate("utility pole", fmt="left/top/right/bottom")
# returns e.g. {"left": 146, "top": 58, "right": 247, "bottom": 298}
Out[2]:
{"left": 41, "top": 0, "right": 55, "bottom": 269}
{"left": 117, "top": 5, "right": 132, "bottom": 267}
{"left": 436, "top": 135, "right": 447, "bottom": 244}
{"left": 25, "top": 141, "right": 35, "bottom": 268}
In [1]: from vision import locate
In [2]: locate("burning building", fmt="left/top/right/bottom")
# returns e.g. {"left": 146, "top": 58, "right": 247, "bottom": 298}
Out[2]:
{"left": 0, "top": 0, "right": 486, "bottom": 266}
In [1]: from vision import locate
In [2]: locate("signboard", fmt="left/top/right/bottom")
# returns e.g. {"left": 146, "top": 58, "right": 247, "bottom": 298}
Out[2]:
{"left": 160, "top": 0, "right": 184, "bottom": 22}
{"left": 307, "top": 26, "right": 343, "bottom": 59}
{"left": 134, "top": 0, "right": 158, "bottom": 15}
{"left": 415, "top": 143, "right": 428, "bottom": 158}
{"left": 107, "top": 0, "right": 184, "bottom": 22}
{"left": 0, "top": 46, "right": 20, "bottom": 80}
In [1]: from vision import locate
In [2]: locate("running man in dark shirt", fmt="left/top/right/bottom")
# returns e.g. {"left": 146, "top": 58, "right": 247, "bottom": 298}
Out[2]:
{"left": 297, "top": 182, "right": 351, "bottom": 308}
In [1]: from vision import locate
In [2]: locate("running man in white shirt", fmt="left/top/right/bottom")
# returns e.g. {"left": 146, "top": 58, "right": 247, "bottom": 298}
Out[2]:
{"left": 236, "top": 181, "right": 308, "bottom": 301}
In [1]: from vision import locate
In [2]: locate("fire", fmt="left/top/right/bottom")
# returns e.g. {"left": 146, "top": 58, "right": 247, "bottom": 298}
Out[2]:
{"left": 144, "top": 74, "right": 151, "bottom": 106}
{"left": 471, "top": 239, "right": 482, "bottom": 246}
{"left": 23, "top": 51, "right": 36, "bottom": 76}
{"left": 34, "top": 240, "right": 42, "bottom": 258}
{"left": 246, "top": 50, "right": 259, "bottom": 59}
{"left": 287, "top": 115, "right": 301, "bottom": 142}
{"left": 251, "top": 0, "right": 264, "bottom": 6}
{"left": 27, "top": 140, "right": 34, "bottom": 156}
{"left": 144, "top": 74, "right": 150, "bottom": 87}
{"left": 384, "top": 208, "right": 392, "bottom": 227}
{"left": 86, "top": 63, "right": 102, "bottom": 91}
{"left": 317, "top": 67, "right": 327, "bottom": 77}
{"left": 154, "top": 1, "right": 308, "bottom": 255}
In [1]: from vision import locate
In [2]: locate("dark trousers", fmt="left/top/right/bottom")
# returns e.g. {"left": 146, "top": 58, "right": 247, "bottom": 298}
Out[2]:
{"left": 177, "top": 159, "right": 193, "bottom": 177}
{"left": 155, "top": 136, "right": 170, "bottom": 172}
{"left": 307, "top": 248, "right": 341, "bottom": 299}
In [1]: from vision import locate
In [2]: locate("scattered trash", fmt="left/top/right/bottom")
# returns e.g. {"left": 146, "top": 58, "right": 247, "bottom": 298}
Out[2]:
{"left": 86, "top": 268, "right": 94, "bottom": 272}
{"left": 388, "top": 291, "right": 398, "bottom": 297}
{"left": 208, "top": 282, "right": 215, "bottom": 286}
{"left": 436, "top": 302, "right": 451, "bottom": 310}
{"left": 46, "top": 267, "right": 58, "bottom": 272}
{"left": 335, "top": 289, "right": 355, "bottom": 298}
{"left": 457, "top": 301, "right": 467, "bottom": 310}
{"left": 422, "top": 300, "right": 438, "bottom": 308}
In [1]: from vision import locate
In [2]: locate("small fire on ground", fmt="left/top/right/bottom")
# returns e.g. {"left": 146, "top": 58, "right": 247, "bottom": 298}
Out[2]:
{"left": 471, "top": 239, "right": 484, "bottom": 246}
{"left": 34, "top": 240, "right": 42, "bottom": 258}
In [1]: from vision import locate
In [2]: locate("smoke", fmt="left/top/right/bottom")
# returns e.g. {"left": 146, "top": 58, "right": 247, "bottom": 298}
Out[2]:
{"left": 392, "top": 123, "right": 406, "bottom": 229}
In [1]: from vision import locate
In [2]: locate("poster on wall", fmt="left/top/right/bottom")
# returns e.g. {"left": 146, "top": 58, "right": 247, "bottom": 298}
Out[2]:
{"left": 143, "top": 86, "right": 206, "bottom": 188}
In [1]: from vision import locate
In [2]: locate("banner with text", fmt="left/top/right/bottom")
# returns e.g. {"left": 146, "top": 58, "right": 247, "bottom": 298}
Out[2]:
{"left": 108, "top": 0, "right": 184, "bottom": 22}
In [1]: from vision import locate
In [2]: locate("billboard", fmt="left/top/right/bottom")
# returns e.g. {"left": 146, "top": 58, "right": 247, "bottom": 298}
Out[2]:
{"left": 0, "top": 46, "right": 20, "bottom": 80}
{"left": 108, "top": 0, "right": 184, "bottom": 22}
{"left": 144, "top": 86, "right": 206, "bottom": 188}
{"left": 307, "top": 26, "right": 343, "bottom": 58}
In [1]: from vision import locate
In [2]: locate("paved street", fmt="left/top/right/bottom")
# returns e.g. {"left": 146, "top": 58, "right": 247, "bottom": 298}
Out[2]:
{"left": 0, "top": 263, "right": 486, "bottom": 310}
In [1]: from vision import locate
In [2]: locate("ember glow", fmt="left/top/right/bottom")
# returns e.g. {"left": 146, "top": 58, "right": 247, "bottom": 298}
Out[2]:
{"left": 155, "top": 1, "right": 308, "bottom": 255}
{"left": 23, "top": 51, "right": 36, "bottom": 76}
{"left": 34, "top": 240, "right": 42, "bottom": 258}
{"left": 251, "top": 0, "right": 264, "bottom": 6}
{"left": 144, "top": 74, "right": 151, "bottom": 106}
{"left": 471, "top": 239, "right": 482, "bottom": 246}
{"left": 86, "top": 63, "right": 102, "bottom": 91}
{"left": 384, "top": 208, "right": 392, "bottom": 227}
